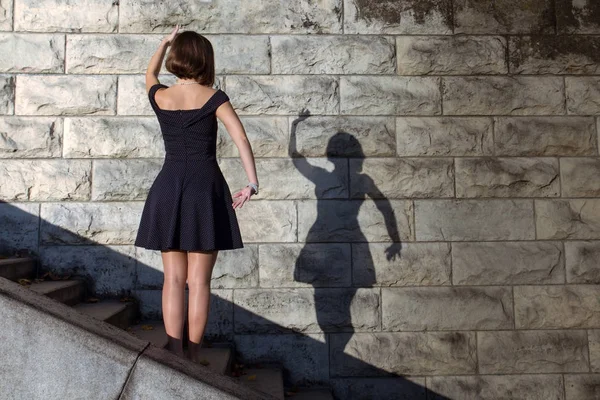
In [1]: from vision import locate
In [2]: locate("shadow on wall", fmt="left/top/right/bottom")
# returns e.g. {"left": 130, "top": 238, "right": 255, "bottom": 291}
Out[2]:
{"left": 0, "top": 113, "right": 451, "bottom": 398}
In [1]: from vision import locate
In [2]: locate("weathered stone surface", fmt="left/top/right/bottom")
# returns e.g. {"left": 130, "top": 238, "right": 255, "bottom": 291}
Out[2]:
{"left": 40, "top": 202, "right": 142, "bottom": 245}
{"left": 226, "top": 75, "right": 338, "bottom": 115}
{"left": 454, "top": 0, "right": 555, "bottom": 34}
{"left": 428, "top": 374, "right": 564, "bottom": 400}
{"left": 566, "top": 77, "right": 600, "bottom": 115}
{"left": 455, "top": 157, "right": 560, "bottom": 197}
{"left": 291, "top": 116, "right": 396, "bottom": 157}
{"left": 0, "top": 75, "right": 14, "bottom": 114}
{"left": 63, "top": 117, "right": 163, "bottom": 158}
{"left": 117, "top": 75, "right": 180, "bottom": 116}
{"left": 536, "top": 199, "right": 600, "bottom": 239}
{"left": 235, "top": 200, "right": 296, "bottom": 242}
{"left": 234, "top": 288, "right": 380, "bottom": 333}
{"left": 92, "top": 160, "right": 163, "bottom": 201}
{"left": 0, "top": 0, "right": 12, "bottom": 31}
{"left": 331, "top": 377, "right": 426, "bottom": 400}
{"left": 396, "top": 117, "right": 493, "bottom": 156}
{"left": 120, "top": 0, "right": 342, "bottom": 34}
{"left": 233, "top": 333, "right": 328, "bottom": 385}
{"left": 591, "top": 330, "right": 600, "bottom": 372}
{"left": 16, "top": 75, "right": 116, "bottom": 115}
{"left": 219, "top": 158, "right": 348, "bottom": 199}
{"left": 515, "top": 285, "right": 600, "bottom": 329}
{"left": 415, "top": 200, "right": 535, "bottom": 241}
{"left": 510, "top": 36, "right": 600, "bottom": 74}
{"left": 330, "top": 332, "right": 477, "bottom": 376}
{"left": 478, "top": 330, "right": 589, "bottom": 373}
{"left": 340, "top": 76, "right": 441, "bottom": 115}
{"left": 350, "top": 157, "right": 453, "bottom": 198}
{"left": 0, "top": 117, "right": 62, "bottom": 158}
{"left": 561, "top": 157, "right": 600, "bottom": 197}
{"left": 453, "top": 241, "right": 564, "bottom": 285}
{"left": 565, "top": 241, "right": 600, "bottom": 284}
{"left": 297, "top": 199, "right": 413, "bottom": 242}
{"left": 39, "top": 245, "right": 136, "bottom": 294}
{"left": 382, "top": 287, "right": 513, "bottom": 331}
{"left": 0, "top": 160, "right": 91, "bottom": 201}
{"left": 0, "top": 202, "right": 39, "bottom": 254}
{"left": 259, "top": 243, "right": 351, "bottom": 287}
{"left": 272, "top": 35, "right": 395, "bottom": 74}
{"left": 443, "top": 76, "right": 564, "bottom": 115}
{"left": 217, "top": 117, "right": 289, "bottom": 158}
{"left": 343, "top": 0, "right": 453, "bottom": 34}
{"left": 494, "top": 117, "right": 598, "bottom": 156}
{"left": 0, "top": 33, "right": 64, "bottom": 73}
{"left": 557, "top": 0, "right": 600, "bottom": 34}
{"left": 353, "top": 242, "right": 451, "bottom": 287}
{"left": 397, "top": 36, "right": 507, "bottom": 75}
{"left": 564, "top": 374, "right": 600, "bottom": 400}
{"left": 210, "top": 35, "right": 270, "bottom": 74}
{"left": 14, "top": 0, "right": 118, "bottom": 32}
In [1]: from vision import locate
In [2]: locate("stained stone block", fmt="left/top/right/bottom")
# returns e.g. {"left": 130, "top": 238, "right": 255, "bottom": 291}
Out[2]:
{"left": 0, "top": 117, "right": 62, "bottom": 158}
{"left": 350, "top": 158, "right": 454, "bottom": 198}
{"left": 455, "top": 157, "right": 560, "bottom": 198}
{"left": 0, "top": 75, "right": 14, "bottom": 114}
{"left": 217, "top": 117, "right": 289, "bottom": 158}
{"left": 352, "top": 242, "right": 451, "bottom": 287}
{"left": 494, "top": 117, "right": 598, "bottom": 156}
{"left": 330, "top": 377, "right": 426, "bottom": 400}
{"left": 297, "top": 199, "right": 413, "bottom": 242}
{"left": 0, "top": 0, "right": 12, "bottom": 30}
{"left": 119, "top": 0, "right": 343, "bottom": 34}
{"left": 415, "top": 200, "right": 535, "bottom": 241}
{"left": 454, "top": 0, "right": 555, "bottom": 34}
{"left": 340, "top": 76, "right": 441, "bottom": 115}
{"left": 330, "top": 332, "right": 477, "bottom": 376}
{"left": 63, "top": 117, "right": 164, "bottom": 158}
{"left": 14, "top": 0, "right": 118, "bottom": 32}
{"left": 343, "top": 0, "right": 453, "bottom": 34}
{"left": 443, "top": 76, "right": 564, "bottom": 115}
{"left": 235, "top": 200, "right": 296, "bottom": 242}
{"left": 117, "top": 75, "right": 180, "bottom": 116}
{"left": 561, "top": 157, "right": 600, "bottom": 197}
{"left": 234, "top": 288, "right": 380, "bottom": 333}
{"left": 0, "top": 160, "right": 91, "bottom": 201}
{"left": 557, "top": 0, "right": 600, "bottom": 34}
{"left": 382, "top": 287, "right": 513, "bottom": 331}
{"left": 396, "top": 117, "right": 493, "bottom": 156}
{"left": 16, "top": 75, "right": 116, "bottom": 116}
{"left": 226, "top": 75, "right": 338, "bottom": 115}
{"left": 397, "top": 36, "right": 507, "bottom": 75}
{"left": 39, "top": 245, "right": 136, "bottom": 294}
{"left": 565, "top": 241, "right": 600, "bottom": 284}
{"left": 510, "top": 36, "right": 600, "bottom": 75}
{"left": 92, "top": 159, "right": 163, "bottom": 201}
{"left": 453, "top": 241, "right": 564, "bottom": 285}
{"left": 428, "top": 374, "right": 564, "bottom": 400}
{"left": 0, "top": 202, "right": 40, "bottom": 254}
{"left": 566, "top": 77, "right": 600, "bottom": 115}
{"left": 219, "top": 158, "right": 348, "bottom": 199}
{"left": 40, "top": 202, "right": 143, "bottom": 245}
{"left": 591, "top": 330, "right": 600, "bottom": 372}
{"left": 536, "top": 199, "right": 600, "bottom": 239}
{"left": 259, "top": 243, "right": 351, "bottom": 287}
{"left": 478, "top": 330, "right": 589, "bottom": 373}
{"left": 290, "top": 116, "right": 396, "bottom": 157}
{"left": 564, "top": 374, "right": 600, "bottom": 400}
{"left": 515, "top": 285, "right": 600, "bottom": 329}
{"left": 0, "top": 33, "right": 64, "bottom": 73}
{"left": 272, "top": 35, "right": 395, "bottom": 74}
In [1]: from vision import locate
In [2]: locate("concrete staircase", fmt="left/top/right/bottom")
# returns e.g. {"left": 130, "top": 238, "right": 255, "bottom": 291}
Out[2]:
{"left": 0, "top": 254, "right": 334, "bottom": 400}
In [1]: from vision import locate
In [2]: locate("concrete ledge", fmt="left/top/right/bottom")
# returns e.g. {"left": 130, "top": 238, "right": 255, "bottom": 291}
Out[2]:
{"left": 0, "top": 277, "right": 275, "bottom": 400}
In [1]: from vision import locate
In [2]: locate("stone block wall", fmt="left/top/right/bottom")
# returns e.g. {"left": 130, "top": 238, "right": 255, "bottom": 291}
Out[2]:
{"left": 1, "top": 0, "right": 600, "bottom": 398}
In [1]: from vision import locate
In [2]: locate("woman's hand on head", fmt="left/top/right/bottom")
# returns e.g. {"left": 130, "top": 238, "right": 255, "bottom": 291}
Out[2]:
{"left": 232, "top": 186, "right": 254, "bottom": 209}
{"left": 163, "top": 24, "right": 180, "bottom": 46}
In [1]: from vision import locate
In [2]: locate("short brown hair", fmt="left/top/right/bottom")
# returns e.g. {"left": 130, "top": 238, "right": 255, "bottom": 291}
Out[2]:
{"left": 165, "top": 31, "right": 215, "bottom": 86}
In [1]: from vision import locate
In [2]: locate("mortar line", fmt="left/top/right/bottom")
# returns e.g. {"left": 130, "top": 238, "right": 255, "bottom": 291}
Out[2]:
{"left": 118, "top": 341, "right": 151, "bottom": 399}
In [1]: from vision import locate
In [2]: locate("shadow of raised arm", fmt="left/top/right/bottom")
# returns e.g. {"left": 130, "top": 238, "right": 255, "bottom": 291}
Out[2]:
{"left": 289, "top": 108, "right": 324, "bottom": 179}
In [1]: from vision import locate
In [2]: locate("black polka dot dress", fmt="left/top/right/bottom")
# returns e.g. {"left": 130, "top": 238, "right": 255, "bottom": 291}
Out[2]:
{"left": 134, "top": 83, "right": 244, "bottom": 252}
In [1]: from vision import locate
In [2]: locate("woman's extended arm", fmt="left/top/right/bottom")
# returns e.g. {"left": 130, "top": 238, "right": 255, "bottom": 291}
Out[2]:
{"left": 145, "top": 25, "right": 180, "bottom": 91}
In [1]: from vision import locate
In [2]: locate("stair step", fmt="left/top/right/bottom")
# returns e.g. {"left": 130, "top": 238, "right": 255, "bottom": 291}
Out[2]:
{"left": 286, "top": 388, "right": 333, "bottom": 400}
{"left": 237, "top": 368, "right": 285, "bottom": 400}
{"left": 128, "top": 320, "right": 168, "bottom": 348}
{"left": 73, "top": 299, "right": 137, "bottom": 329}
{"left": 193, "top": 347, "right": 233, "bottom": 375}
{"left": 0, "top": 257, "right": 36, "bottom": 281}
{"left": 27, "top": 279, "right": 85, "bottom": 306}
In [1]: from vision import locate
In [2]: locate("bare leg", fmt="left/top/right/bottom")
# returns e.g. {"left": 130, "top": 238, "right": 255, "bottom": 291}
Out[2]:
{"left": 186, "top": 250, "right": 218, "bottom": 362}
{"left": 161, "top": 249, "right": 188, "bottom": 358}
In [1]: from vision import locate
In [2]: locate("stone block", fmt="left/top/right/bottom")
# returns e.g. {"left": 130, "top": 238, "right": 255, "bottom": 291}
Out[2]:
{"left": 565, "top": 241, "right": 600, "bottom": 284}
{"left": 235, "top": 200, "right": 297, "bottom": 242}
{"left": 0, "top": 33, "right": 64, "bottom": 73}
{"left": 536, "top": 199, "right": 600, "bottom": 239}
{"left": 561, "top": 157, "right": 600, "bottom": 197}
{"left": 0, "top": 202, "right": 40, "bottom": 254}
{"left": 217, "top": 117, "right": 289, "bottom": 158}
{"left": 564, "top": 374, "right": 600, "bottom": 400}
{"left": 566, "top": 77, "right": 600, "bottom": 115}
{"left": 557, "top": 0, "right": 600, "bottom": 34}
{"left": 0, "top": 74, "right": 14, "bottom": 114}
{"left": 92, "top": 159, "right": 163, "bottom": 201}
{"left": 0, "top": 117, "right": 62, "bottom": 158}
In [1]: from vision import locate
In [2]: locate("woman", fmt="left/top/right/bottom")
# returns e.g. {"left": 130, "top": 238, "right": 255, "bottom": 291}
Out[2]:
{"left": 134, "top": 25, "right": 259, "bottom": 363}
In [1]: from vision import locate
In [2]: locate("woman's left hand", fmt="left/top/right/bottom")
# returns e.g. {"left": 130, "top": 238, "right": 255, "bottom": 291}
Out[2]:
{"left": 232, "top": 186, "right": 254, "bottom": 209}
{"left": 163, "top": 24, "right": 180, "bottom": 46}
